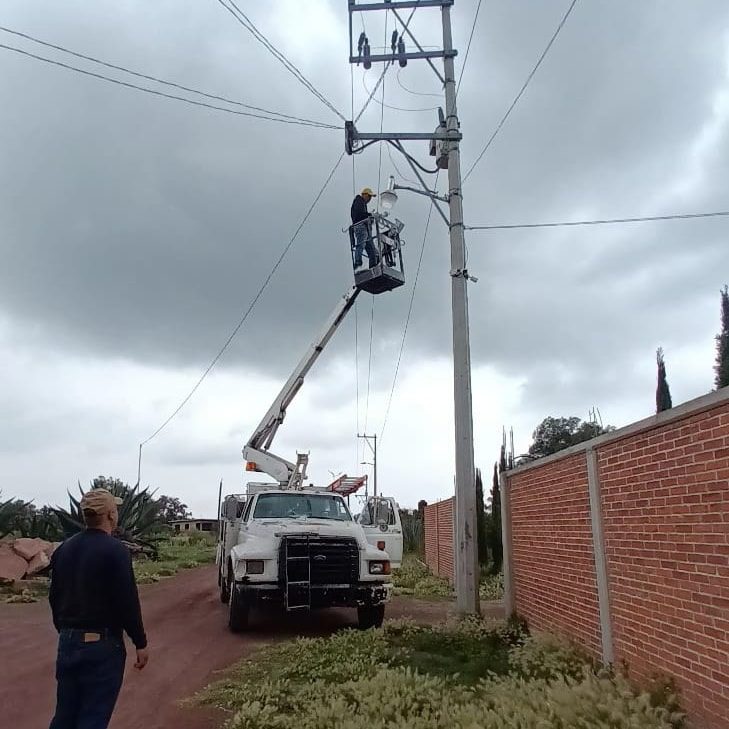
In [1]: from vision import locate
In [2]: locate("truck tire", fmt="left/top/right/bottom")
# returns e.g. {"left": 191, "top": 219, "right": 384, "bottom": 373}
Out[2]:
{"left": 228, "top": 585, "right": 250, "bottom": 632}
{"left": 357, "top": 605, "right": 385, "bottom": 630}
{"left": 219, "top": 568, "right": 230, "bottom": 604}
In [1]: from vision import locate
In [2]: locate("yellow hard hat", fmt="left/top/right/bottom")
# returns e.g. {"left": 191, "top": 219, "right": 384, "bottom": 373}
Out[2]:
{"left": 361, "top": 187, "right": 376, "bottom": 197}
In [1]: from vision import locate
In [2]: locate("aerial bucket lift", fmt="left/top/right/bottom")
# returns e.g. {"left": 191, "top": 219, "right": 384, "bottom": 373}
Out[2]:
{"left": 243, "top": 215, "right": 407, "bottom": 487}
{"left": 348, "top": 211, "right": 405, "bottom": 295}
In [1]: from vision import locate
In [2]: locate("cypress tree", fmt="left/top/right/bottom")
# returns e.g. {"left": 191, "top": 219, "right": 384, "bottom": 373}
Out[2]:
{"left": 489, "top": 461, "right": 503, "bottom": 574}
{"left": 715, "top": 285, "right": 729, "bottom": 389}
{"left": 475, "top": 468, "right": 489, "bottom": 566}
{"left": 656, "top": 347, "right": 673, "bottom": 413}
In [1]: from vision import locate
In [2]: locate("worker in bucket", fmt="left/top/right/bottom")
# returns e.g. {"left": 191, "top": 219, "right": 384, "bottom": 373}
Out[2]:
{"left": 48, "top": 488, "right": 149, "bottom": 729}
{"left": 350, "top": 187, "right": 379, "bottom": 272}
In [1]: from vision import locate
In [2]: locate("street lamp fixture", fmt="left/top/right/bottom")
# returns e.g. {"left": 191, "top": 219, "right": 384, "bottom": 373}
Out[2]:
{"left": 383, "top": 175, "right": 450, "bottom": 208}
{"left": 380, "top": 176, "right": 399, "bottom": 211}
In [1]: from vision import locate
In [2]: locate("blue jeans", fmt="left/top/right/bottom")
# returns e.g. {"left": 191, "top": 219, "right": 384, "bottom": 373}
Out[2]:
{"left": 49, "top": 630, "right": 126, "bottom": 729}
{"left": 353, "top": 221, "right": 379, "bottom": 268}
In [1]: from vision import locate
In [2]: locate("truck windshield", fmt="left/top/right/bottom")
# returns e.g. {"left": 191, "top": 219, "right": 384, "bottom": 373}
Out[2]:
{"left": 253, "top": 493, "right": 352, "bottom": 521}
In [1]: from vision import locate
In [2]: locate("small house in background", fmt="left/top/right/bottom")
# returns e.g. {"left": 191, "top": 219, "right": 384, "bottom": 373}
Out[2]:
{"left": 170, "top": 518, "right": 217, "bottom": 534}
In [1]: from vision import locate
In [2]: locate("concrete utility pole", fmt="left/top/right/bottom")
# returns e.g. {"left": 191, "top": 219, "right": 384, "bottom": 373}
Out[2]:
{"left": 441, "top": 1, "right": 479, "bottom": 616}
{"left": 347, "top": 0, "right": 479, "bottom": 614}
{"left": 357, "top": 433, "right": 378, "bottom": 496}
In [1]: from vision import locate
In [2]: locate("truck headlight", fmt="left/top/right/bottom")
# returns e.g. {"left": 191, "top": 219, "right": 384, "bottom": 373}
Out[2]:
{"left": 369, "top": 560, "right": 391, "bottom": 575}
{"left": 246, "top": 560, "right": 264, "bottom": 574}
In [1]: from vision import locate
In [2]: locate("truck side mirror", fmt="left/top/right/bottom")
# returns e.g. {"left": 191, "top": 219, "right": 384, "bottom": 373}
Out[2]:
{"left": 225, "top": 498, "right": 241, "bottom": 520}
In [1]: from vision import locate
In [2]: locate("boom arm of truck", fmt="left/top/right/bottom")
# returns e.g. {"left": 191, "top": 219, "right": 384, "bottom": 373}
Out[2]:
{"left": 243, "top": 285, "right": 361, "bottom": 488}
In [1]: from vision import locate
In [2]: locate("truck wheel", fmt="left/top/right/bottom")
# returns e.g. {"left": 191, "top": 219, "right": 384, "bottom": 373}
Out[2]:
{"left": 357, "top": 605, "right": 385, "bottom": 630}
{"left": 228, "top": 585, "right": 250, "bottom": 632}
{"left": 219, "top": 568, "right": 230, "bottom": 604}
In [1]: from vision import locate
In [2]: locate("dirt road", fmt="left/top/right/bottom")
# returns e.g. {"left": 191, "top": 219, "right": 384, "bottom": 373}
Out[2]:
{"left": 0, "top": 566, "right": 485, "bottom": 729}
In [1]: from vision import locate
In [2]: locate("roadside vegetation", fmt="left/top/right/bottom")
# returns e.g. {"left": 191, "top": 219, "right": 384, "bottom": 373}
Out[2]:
{"left": 197, "top": 618, "right": 683, "bottom": 729}
{"left": 1, "top": 476, "right": 194, "bottom": 556}
{"left": 134, "top": 533, "right": 216, "bottom": 584}
{"left": 393, "top": 555, "right": 504, "bottom": 602}
{"left": 1, "top": 535, "right": 214, "bottom": 602}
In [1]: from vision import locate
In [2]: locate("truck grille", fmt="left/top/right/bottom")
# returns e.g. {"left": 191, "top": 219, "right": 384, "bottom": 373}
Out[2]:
{"left": 280, "top": 536, "right": 360, "bottom": 585}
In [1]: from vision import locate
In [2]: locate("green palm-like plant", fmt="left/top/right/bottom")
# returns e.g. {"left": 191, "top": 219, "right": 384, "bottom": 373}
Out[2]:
{"left": 54, "top": 481, "right": 162, "bottom": 558}
{"left": 18, "top": 507, "right": 64, "bottom": 541}
{"left": 0, "top": 492, "right": 29, "bottom": 539}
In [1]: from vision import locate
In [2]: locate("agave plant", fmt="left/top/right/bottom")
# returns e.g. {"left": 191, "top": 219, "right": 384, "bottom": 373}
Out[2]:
{"left": 54, "top": 481, "right": 162, "bottom": 558}
{"left": 18, "top": 506, "right": 64, "bottom": 541}
{"left": 0, "top": 492, "right": 29, "bottom": 539}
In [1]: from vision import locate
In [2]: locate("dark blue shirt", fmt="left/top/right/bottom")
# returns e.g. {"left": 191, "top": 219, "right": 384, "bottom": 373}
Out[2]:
{"left": 49, "top": 530, "right": 147, "bottom": 649}
{"left": 351, "top": 194, "right": 369, "bottom": 225}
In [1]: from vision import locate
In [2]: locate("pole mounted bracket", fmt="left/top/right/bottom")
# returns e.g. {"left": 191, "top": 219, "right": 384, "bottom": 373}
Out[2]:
{"left": 345, "top": 121, "right": 461, "bottom": 155}
{"left": 450, "top": 268, "right": 478, "bottom": 283}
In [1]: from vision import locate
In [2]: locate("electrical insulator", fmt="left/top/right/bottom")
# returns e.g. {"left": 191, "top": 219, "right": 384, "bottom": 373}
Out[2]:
{"left": 390, "top": 30, "right": 398, "bottom": 54}
{"left": 397, "top": 37, "right": 407, "bottom": 67}
{"left": 363, "top": 40, "right": 372, "bottom": 69}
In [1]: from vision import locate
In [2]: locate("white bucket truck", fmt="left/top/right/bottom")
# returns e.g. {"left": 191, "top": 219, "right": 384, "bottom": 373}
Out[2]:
{"left": 217, "top": 274, "right": 406, "bottom": 631}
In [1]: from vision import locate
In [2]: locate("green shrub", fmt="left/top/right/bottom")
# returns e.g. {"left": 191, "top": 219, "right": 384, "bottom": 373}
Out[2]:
{"left": 393, "top": 557, "right": 453, "bottom": 599}
{"left": 479, "top": 572, "right": 504, "bottom": 601}
{"left": 199, "top": 618, "right": 683, "bottom": 729}
{"left": 133, "top": 537, "right": 214, "bottom": 582}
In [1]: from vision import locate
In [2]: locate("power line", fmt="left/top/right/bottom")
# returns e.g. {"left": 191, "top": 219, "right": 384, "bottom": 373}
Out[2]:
{"left": 0, "top": 42, "right": 338, "bottom": 129}
{"left": 389, "top": 140, "right": 438, "bottom": 175}
{"left": 465, "top": 209, "right": 729, "bottom": 231}
{"left": 363, "top": 297, "right": 375, "bottom": 436}
{"left": 363, "top": 70, "right": 439, "bottom": 113}
{"left": 0, "top": 26, "right": 334, "bottom": 128}
{"left": 215, "top": 0, "right": 346, "bottom": 123}
{"left": 456, "top": 0, "right": 483, "bottom": 96}
{"left": 354, "top": 302, "right": 360, "bottom": 461}
{"left": 380, "top": 172, "right": 439, "bottom": 442}
{"left": 218, "top": 0, "right": 343, "bottom": 120}
{"left": 355, "top": 58, "right": 391, "bottom": 124}
{"left": 376, "top": 11, "right": 389, "bottom": 205}
{"left": 396, "top": 67, "right": 441, "bottom": 99}
{"left": 463, "top": 0, "right": 579, "bottom": 182}
{"left": 140, "top": 151, "right": 345, "bottom": 446}
{"left": 387, "top": 142, "right": 418, "bottom": 185}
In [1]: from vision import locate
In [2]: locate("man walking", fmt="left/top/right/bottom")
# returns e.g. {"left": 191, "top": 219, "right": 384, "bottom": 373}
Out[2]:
{"left": 48, "top": 488, "right": 149, "bottom": 729}
{"left": 350, "top": 187, "right": 379, "bottom": 271}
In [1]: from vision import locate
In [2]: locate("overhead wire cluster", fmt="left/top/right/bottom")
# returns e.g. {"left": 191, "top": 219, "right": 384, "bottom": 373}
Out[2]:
{"left": 12, "top": 0, "right": 721, "bottom": 484}
{"left": 0, "top": 26, "right": 339, "bottom": 129}
{"left": 214, "top": 0, "right": 346, "bottom": 123}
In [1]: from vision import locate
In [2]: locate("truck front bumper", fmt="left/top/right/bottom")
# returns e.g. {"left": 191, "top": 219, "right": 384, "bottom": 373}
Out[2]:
{"left": 234, "top": 581, "right": 392, "bottom": 608}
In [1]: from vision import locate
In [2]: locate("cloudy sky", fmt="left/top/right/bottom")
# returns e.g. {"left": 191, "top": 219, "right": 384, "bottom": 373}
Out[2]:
{"left": 2, "top": 0, "right": 728, "bottom": 517}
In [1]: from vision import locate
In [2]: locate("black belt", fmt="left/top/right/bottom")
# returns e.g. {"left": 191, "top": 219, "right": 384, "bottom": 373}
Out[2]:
{"left": 59, "top": 627, "right": 122, "bottom": 640}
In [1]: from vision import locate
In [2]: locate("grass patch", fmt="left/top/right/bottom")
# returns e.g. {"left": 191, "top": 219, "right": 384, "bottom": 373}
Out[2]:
{"left": 134, "top": 534, "right": 215, "bottom": 584}
{"left": 393, "top": 555, "right": 505, "bottom": 602}
{"left": 1, "top": 578, "right": 50, "bottom": 603}
{"left": 479, "top": 571, "right": 504, "bottom": 601}
{"left": 196, "top": 618, "right": 683, "bottom": 729}
{"left": 392, "top": 556, "right": 452, "bottom": 599}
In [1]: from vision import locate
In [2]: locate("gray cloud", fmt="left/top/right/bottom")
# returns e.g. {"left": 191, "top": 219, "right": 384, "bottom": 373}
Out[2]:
{"left": 1, "top": 0, "right": 729, "bottom": 495}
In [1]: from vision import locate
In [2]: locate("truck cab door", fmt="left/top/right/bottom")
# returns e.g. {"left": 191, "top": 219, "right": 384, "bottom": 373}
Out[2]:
{"left": 358, "top": 496, "right": 403, "bottom": 568}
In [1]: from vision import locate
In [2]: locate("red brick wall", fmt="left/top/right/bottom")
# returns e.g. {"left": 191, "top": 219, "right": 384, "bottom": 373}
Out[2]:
{"left": 509, "top": 452, "right": 602, "bottom": 656}
{"left": 598, "top": 406, "right": 729, "bottom": 728}
{"left": 506, "top": 393, "right": 729, "bottom": 729}
{"left": 423, "top": 498, "right": 454, "bottom": 583}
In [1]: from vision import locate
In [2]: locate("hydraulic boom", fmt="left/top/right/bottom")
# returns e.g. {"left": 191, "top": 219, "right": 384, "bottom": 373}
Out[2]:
{"left": 243, "top": 285, "right": 361, "bottom": 487}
